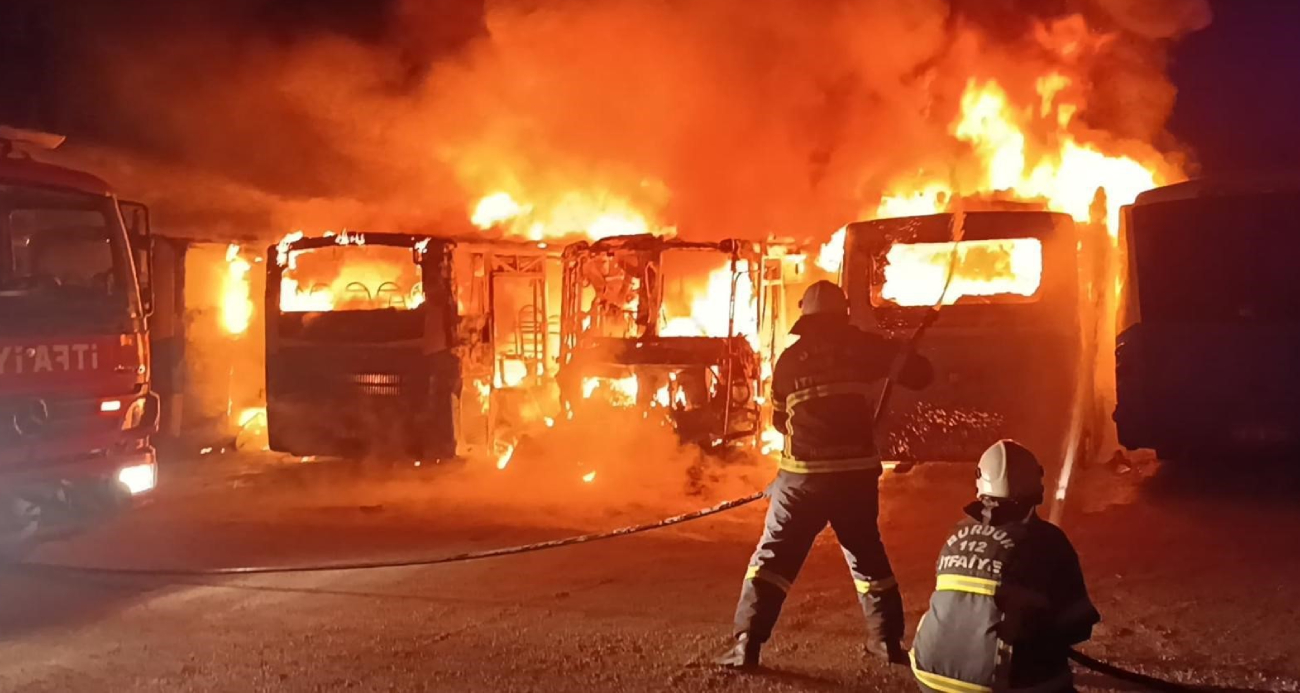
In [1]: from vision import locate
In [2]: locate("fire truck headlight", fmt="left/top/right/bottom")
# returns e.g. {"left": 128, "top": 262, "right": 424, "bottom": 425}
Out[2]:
{"left": 117, "top": 463, "right": 157, "bottom": 495}
{"left": 120, "top": 397, "right": 147, "bottom": 430}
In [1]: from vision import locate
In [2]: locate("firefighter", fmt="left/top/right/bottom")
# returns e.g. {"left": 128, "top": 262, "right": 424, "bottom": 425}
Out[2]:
{"left": 717, "top": 280, "right": 931, "bottom": 670}
{"left": 910, "top": 440, "right": 1100, "bottom": 693}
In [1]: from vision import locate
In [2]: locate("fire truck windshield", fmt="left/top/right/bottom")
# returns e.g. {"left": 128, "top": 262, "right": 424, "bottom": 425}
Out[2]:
{"left": 0, "top": 184, "right": 138, "bottom": 329}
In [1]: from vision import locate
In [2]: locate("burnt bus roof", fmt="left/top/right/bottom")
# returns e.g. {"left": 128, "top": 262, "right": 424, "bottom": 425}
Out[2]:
{"left": 271, "top": 232, "right": 557, "bottom": 254}
{"left": 847, "top": 210, "right": 1073, "bottom": 244}
{"left": 564, "top": 233, "right": 757, "bottom": 257}
{"left": 1134, "top": 175, "right": 1300, "bottom": 206}
{"left": 0, "top": 155, "right": 114, "bottom": 197}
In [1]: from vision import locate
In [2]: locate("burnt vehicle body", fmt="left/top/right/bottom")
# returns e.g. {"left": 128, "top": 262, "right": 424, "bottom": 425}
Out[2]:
{"left": 265, "top": 232, "right": 558, "bottom": 459}
{"left": 843, "top": 210, "right": 1101, "bottom": 467}
{"left": 1114, "top": 178, "right": 1300, "bottom": 460}
{"left": 558, "top": 235, "right": 764, "bottom": 447}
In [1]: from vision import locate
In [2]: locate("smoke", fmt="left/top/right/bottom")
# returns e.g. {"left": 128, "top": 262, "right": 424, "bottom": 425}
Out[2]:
{"left": 35, "top": 0, "right": 1208, "bottom": 242}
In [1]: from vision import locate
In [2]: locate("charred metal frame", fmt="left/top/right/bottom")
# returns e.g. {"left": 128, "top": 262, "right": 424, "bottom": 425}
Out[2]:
{"left": 264, "top": 232, "right": 559, "bottom": 458}
{"left": 558, "top": 234, "right": 767, "bottom": 446}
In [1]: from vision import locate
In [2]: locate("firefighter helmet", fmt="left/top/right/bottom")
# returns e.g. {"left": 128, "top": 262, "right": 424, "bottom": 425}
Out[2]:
{"left": 976, "top": 439, "right": 1044, "bottom": 502}
{"left": 799, "top": 280, "right": 848, "bottom": 317}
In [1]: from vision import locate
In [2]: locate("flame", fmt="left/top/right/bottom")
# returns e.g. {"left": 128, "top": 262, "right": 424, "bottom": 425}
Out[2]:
{"left": 760, "top": 427, "right": 785, "bottom": 456}
{"left": 472, "top": 192, "right": 527, "bottom": 228}
{"left": 470, "top": 190, "right": 666, "bottom": 241}
{"left": 581, "top": 375, "right": 639, "bottom": 406}
{"left": 660, "top": 261, "right": 759, "bottom": 348}
{"left": 221, "top": 244, "right": 253, "bottom": 335}
{"left": 581, "top": 471, "right": 597, "bottom": 483}
{"left": 873, "top": 76, "right": 1169, "bottom": 236}
{"left": 237, "top": 407, "right": 266, "bottom": 428}
{"left": 880, "top": 238, "right": 1043, "bottom": 307}
{"left": 496, "top": 442, "right": 515, "bottom": 470}
{"left": 472, "top": 379, "right": 491, "bottom": 415}
{"left": 653, "top": 381, "right": 688, "bottom": 409}
{"left": 498, "top": 360, "right": 529, "bottom": 388}
{"left": 814, "top": 227, "right": 846, "bottom": 274}
{"left": 278, "top": 235, "right": 426, "bottom": 312}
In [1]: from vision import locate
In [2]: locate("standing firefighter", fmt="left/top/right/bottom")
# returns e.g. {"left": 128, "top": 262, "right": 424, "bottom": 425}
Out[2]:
{"left": 717, "top": 280, "right": 931, "bottom": 669}
{"left": 911, "top": 440, "right": 1100, "bottom": 693}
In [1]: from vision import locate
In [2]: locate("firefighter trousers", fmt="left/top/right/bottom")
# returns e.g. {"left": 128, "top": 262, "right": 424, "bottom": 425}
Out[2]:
{"left": 732, "top": 469, "right": 903, "bottom": 644}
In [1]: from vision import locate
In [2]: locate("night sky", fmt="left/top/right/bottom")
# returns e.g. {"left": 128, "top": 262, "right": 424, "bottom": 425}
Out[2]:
{"left": 1166, "top": 0, "right": 1300, "bottom": 174}
{"left": 1, "top": 0, "right": 1297, "bottom": 176}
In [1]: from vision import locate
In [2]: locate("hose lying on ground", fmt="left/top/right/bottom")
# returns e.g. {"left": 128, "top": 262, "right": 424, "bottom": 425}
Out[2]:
{"left": 20, "top": 492, "right": 765, "bottom": 577}
{"left": 1070, "top": 648, "right": 1206, "bottom": 692}
{"left": 19, "top": 493, "right": 1232, "bottom": 693}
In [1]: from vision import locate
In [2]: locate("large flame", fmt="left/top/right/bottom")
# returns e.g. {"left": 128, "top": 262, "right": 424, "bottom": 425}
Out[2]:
{"left": 817, "top": 73, "right": 1176, "bottom": 274}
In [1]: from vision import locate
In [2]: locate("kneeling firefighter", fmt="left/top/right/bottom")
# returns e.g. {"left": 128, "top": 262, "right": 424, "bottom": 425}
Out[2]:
{"left": 910, "top": 440, "right": 1100, "bottom": 693}
{"left": 717, "top": 280, "right": 932, "bottom": 669}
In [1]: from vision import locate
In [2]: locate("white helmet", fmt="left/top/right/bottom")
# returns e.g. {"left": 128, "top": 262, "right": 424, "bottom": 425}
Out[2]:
{"left": 976, "top": 440, "right": 1044, "bottom": 502}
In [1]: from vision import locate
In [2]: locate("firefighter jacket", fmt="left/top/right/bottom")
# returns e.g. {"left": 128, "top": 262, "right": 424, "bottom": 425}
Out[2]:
{"left": 911, "top": 501, "right": 1100, "bottom": 693}
{"left": 771, "top": 314, "right": 931, "bottom": 474}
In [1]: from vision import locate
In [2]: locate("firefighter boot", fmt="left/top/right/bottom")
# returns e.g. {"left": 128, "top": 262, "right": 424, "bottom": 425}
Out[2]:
{"left": 864, "top": 638, "right": 907, "bottom": 665}
{"left": 861, "top": 586, "right": 907, "bottom": 665}
{"left": 715, "top": 633, "right": 761, "bottom": 670}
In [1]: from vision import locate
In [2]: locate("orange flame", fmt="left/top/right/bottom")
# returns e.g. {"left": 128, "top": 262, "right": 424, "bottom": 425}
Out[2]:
{"left": 816, "top": 73, "right": 1176, "bottom": 274}
{"left": 277, "top": 234, "right": 426, "bottom": 312}
{"left": 660, "top": 260, "right": 759, "bottom": 348}
{"left": 470, "top": 190, "right": 667, "bottom": 241}
{"left": 221, "top": 244, "right": 253, "bottom": 335}
{"left": 880, "top": 238, "right": 1043, "bottom": 307}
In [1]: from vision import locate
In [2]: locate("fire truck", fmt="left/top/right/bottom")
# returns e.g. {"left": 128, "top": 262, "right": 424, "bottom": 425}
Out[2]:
{"left": 0, "top": 127, "right": 159, "bottom": 550}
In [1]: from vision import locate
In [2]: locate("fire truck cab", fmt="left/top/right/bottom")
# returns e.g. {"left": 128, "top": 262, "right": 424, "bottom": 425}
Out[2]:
{"left": 0, "top": 127, "right": 159, "bottom": 548}
{"left": 842, "top": 209, "right": 1103, "bottom": 472}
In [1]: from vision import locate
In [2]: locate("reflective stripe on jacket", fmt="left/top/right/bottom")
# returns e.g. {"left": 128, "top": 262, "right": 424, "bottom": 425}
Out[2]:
{"left": 911, "top": 505, "right": 1099, "bottom": 693}
{"left": 772, "top": 314, "right": 930, "bottom": 474}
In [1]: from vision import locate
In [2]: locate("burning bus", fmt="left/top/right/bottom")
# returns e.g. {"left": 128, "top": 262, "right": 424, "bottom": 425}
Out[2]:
{"left": 841, "top": 208, "right": 1104, "bottom": 469}
{"left": 557, "top": 235, "right": 774, "bottom": 448}
{"left": 1114, "top": 178, "right": 1300, "bottom": 461}
{"left": 264, "top": 231, "right": 560, "bottom": 460}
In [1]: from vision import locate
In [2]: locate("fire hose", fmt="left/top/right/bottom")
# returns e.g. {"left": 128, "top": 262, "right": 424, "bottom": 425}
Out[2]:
{"left": 19, "top": 501, "right": 1210, "bottom": 692}
{"left": 21, "top": 492, "right": 765, "bottom": 577}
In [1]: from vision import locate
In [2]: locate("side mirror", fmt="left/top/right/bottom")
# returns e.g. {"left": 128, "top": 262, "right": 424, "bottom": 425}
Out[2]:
{"left": 119, "top": 200, "right": 154, "bottom": 317}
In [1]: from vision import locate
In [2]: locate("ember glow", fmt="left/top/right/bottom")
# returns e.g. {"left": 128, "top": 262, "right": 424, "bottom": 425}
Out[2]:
{"left": 879, "top": 238, "right": 1044, "bottom": 307}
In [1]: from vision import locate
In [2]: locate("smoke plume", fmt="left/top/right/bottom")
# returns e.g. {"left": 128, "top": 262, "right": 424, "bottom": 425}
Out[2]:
{"left": 40, "top": 0, "right": 1209, "bottom": 242}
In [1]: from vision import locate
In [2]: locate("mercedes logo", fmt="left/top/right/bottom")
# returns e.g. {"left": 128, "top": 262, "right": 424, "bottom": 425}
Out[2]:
{"left": 11, "top": 398, "right": 49, "bottom": 437}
